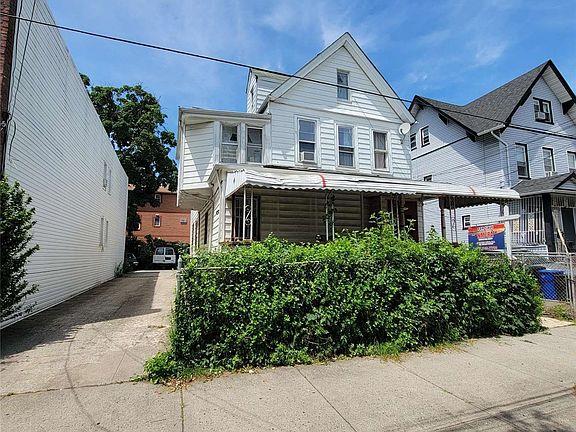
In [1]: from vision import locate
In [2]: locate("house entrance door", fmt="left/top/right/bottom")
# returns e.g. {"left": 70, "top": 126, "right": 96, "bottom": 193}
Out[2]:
{"left": 561, "top": 207, "right": 576, "bottom": 251}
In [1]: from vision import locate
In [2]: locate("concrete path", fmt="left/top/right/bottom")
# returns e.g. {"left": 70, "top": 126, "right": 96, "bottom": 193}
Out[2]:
{"left": 1, "top": 274, "right": 575, "bottom": 431}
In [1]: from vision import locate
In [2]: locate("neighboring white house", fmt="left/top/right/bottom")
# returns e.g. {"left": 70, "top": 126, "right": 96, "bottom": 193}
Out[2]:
{"left": 1, "top": 0, "right": 128, "bottom": 327}
{"left": 177, "top": 33, "right": 517, "bottom": 250}
{"left": 409, "top": 60, "right": 576, "bottom": 252}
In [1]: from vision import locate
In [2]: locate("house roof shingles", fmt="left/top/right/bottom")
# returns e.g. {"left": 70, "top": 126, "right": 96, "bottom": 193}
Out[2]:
{"left": 414, "top": 61, "right": 550, "bottom": 135}
{"left": 512, "top": 172, "right": 576, "bottom": 196}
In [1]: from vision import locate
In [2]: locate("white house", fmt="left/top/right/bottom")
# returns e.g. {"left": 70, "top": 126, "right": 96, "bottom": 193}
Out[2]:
{"left": 1, "top": 0, "right": 128, "bottom": 327}
{"left": 409, "top": 60, "right": 576, "bottom": 252}
{"left": 176, "top": 33, "right": 517, "bottom": 250}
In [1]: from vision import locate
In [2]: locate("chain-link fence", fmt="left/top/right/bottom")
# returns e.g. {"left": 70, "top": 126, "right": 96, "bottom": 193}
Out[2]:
{"left": 514, "top": 252, "right": 576, "bottom": 313}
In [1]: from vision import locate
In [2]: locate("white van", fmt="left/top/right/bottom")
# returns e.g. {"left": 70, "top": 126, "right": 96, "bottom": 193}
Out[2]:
{"left": 152, "top": 247, "right": 177, "bottom": 268}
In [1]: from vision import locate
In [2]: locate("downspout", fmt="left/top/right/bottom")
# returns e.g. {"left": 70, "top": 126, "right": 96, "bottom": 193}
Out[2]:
{"left": 490, "top": 130, "right": 512, "bottom": 188}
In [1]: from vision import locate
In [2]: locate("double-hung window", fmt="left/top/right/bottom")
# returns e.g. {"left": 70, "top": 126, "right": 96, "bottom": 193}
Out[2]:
{"left": 102, "top": 161, "right": 108, "bottom": 190}
{"left": 153, "top": 214, "right": 161, "bottom": 227}
{"left": 543, "top": 147, "right": 555, "bottom": 176}
{"left": 462, "top": 215, "right": 471, "bottom": 229}
{"left": 515, "top": 143, "right": 530, "bottom": 179}
{"left": 568, "top": 151, "right": 576, "bottom": 173}
{"left": 221, "top": 124, "right": 239, "bottom": 163}
{"left": 373, "top": 131, "right": 389, "bottom": 170}
{"left": 337, "top": 126, "right": 354, "bottom": 167}
{"left": 298, "top": 119, "right": 316, "bottom": 163}
{"left": 337, "top": 70, "right": 349, "bottom": 100}
{"left": 246, "top": 127, "right": 263, "bottom": 163}
{"left": 420, "top": 126, "right": 430, "bottom": 147}
{"left": 533, "top": 98, "right": 553, "bottom": 124}
{"left": 409, "top": 133, "right": 417, "bottom": 150}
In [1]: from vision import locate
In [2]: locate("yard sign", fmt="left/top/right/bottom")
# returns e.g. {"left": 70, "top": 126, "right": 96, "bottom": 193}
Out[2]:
{"left": 468, "top": 223, "right": 506, "bottom": 252}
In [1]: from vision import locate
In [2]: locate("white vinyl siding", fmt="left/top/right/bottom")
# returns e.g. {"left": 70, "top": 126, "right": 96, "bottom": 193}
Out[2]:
{"left": 2, "top": 0, "right": 128, "bottom": 327}
{"left": 181, "top": 121, "right": 215, "bottom": 188}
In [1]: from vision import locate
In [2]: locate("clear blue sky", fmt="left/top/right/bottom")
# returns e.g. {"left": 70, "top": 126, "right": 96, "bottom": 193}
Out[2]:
{"left": 48, "top": 0, "right": 576, "bottom": 160}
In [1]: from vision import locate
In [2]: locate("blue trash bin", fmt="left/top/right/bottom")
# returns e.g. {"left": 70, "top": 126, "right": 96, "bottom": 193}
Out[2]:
{"left": 536, "top": 269, "right": 564, "bottom": 300}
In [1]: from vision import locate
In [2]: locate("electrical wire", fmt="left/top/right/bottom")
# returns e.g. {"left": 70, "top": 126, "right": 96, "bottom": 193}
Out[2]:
{"left": 1, "top": 12, "right": 575, "bottom": 141}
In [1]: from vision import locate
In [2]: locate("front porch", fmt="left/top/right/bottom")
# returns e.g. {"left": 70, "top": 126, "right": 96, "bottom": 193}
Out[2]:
{"left": 186, "top": 166, "right": 519, "bottom": 251}
{"left": 511, "top": 173, "right": 576, "bottom": 253}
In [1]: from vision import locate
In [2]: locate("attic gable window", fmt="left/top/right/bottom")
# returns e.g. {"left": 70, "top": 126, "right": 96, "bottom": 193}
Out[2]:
{"left": 337, "top": 70, "right": 349, "bottom": 100}
{"left": 420, "top": 126, "right": 430, "bottom": 147}
{"left": 533, "top": 98, "right": 553, "bottom": 124}
{"left": 221, "top": 124, "right": 239, "bottom": 163}
{"left": 409, "top": 133, "right": 417, "bottom": 150}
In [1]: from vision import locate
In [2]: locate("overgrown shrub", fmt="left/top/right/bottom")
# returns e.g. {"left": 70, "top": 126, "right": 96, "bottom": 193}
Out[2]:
{"left": 165, "top": 222, "right": 542, "bottom": 373}
{"left": 0, "top": 177, "right": 39, "bottom": 321}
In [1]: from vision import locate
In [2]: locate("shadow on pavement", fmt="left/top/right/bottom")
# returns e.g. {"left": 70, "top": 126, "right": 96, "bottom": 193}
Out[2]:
{"left": 0, "top": 271, "right": 163, "bottom": 358}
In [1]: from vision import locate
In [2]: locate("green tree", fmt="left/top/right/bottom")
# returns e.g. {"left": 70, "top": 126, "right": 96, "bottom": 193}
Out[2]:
{"left": 83, "top": 76, "right": 177, "bottom": 233}
{"left": 0, "top": 177, "right": 39, "bottom": 321}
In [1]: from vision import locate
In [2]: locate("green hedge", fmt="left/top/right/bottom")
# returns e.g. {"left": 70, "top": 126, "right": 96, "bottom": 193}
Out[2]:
{"left": 168, "top": 223, "right": 542, "bottom": 371}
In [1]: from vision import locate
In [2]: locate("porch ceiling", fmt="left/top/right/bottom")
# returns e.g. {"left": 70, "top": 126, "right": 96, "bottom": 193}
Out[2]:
{"left": 224, "top": 167, "right": 519, "bottom": 208}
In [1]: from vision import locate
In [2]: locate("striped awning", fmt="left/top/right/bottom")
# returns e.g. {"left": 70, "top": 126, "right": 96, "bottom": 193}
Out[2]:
{"left": 224, "top": 167, "right": 519, "bottom": 208}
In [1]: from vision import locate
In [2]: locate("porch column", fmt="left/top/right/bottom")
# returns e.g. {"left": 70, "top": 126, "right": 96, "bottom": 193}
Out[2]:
{"left": 542, "top": 194, "right": 556, "bottom": 252}
{"left": 439, "top": 198, "right": 447, "bottom": 239}
{"left": 501, "top": 203, "right": 512, "bottom": 258}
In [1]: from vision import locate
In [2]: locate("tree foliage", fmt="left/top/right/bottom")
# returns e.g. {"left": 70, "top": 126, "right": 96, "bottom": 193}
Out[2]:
{"left": 0, "top": 177, "right": 39, "bottom": 321}
{"left": 83, "top": 76, "right": 177, "bottom": 232}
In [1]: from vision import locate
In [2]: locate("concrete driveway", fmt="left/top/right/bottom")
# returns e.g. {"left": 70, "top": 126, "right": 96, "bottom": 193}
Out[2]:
{"left": 1, "top": 272, "right": 575, "bottom": 431}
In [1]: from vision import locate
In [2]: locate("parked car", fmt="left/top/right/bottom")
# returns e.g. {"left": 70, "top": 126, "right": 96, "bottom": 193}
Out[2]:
{"left": 152, "top": 247, "right": 177, "bottom": 268}
{"left": 124, "top": 253, "right": 139, "bottom": 270}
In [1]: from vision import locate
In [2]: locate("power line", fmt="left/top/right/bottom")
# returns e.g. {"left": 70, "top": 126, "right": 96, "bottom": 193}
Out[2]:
{"left": 2, "top": 12, "right": 576, "bottom": 141}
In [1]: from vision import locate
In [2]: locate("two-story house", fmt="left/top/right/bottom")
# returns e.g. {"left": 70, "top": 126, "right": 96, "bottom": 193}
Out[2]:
{"left": 176, "top": 33, "right": 517, "bottom": 251}
{"left": 1, "top": 0, "right": 128, "bottom": 327}
{"left": 409, "top": 60, "right": 576, "bottom": 252}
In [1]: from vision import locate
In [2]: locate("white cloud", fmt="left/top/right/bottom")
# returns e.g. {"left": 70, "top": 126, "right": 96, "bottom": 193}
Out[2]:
{"left": 473, "top": 40, "right": 508, "bottom": 66}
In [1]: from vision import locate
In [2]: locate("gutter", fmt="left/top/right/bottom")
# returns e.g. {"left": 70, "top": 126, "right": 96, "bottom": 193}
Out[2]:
{"left": 490, "top": 128, "right": 512, "bottom": 188}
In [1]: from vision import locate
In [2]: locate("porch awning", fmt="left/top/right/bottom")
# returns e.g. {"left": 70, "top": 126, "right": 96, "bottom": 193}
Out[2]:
{"left": 224, "top": 167, "right": 520, "bottom": 208}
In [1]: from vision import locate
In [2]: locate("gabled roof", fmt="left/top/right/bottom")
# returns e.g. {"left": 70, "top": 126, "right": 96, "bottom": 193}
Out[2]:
{"left": 261, "top": 33, "right": 414, "bottom": 123}
{"left": 410, "top": 60, "right": 576, "bottom": 136}
{"left": 513, "top": 172, "right": 576, "bottom": 196}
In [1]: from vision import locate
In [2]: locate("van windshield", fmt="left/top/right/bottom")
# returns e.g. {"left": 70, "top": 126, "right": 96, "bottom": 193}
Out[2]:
{"left": 155, "top": 248, "right": 164, "bottom": 255}
{"left": 165, "top": 248, "right": 175, "bottom": 255}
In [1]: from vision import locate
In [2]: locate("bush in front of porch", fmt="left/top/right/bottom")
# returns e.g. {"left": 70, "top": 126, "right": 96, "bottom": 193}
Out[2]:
{"left": 148, "top": 220, "right": 542, "bottom": 379}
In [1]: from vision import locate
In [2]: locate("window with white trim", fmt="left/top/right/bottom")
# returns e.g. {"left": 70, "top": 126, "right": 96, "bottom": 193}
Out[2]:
{"left": 107, "top": 167, "right": 112, "bottom": 194}
{"left": 246, "top": 127, "right": 263, "bottom": 163}
{"left": 373, "top": 131, "right": 389, "bottom": 170}
{"left": 298, "top": 119, "right": 316, "bottom": 163}
{"left": 568, "top": 151, "right": 576, "bottom": 172}
{"left": 423, "top": 175, "right": 432, "bottom": 182}
{"left": 409, "top": 133, "right": 417, "bottom": 150}
{"left": 462, "top": 215, "right": 471, "bottom": 229}
{"left": 543, "top": 147, "right": 555, "bottom": 176}
{"left": 420, "top": 126, "right": 430, "bottom": 147}
{"left": 153, "top": 214, "right": 161, "bottom": 227}
{"left": 337, "top": 125, "right": 354, "bottom": 167}
{"left": 180, "top": 217, "right": 188, "bottom": 225}
{"left": 533, "top": 98, "right": 553, "bottom": 124}
{"left": 154, "top": 193, "right": 162, "bottom": 204}
{"left": 337, "top": 70, "right": 349, "bottom": 100}
{"left": 515, "top": 143, "right": 530, "bottom": 179}
{"left": 105, "top": 220, "right": 109, "bottom": 245}
{"left": 221, "top": 124, "right": 239, "bottom": 163}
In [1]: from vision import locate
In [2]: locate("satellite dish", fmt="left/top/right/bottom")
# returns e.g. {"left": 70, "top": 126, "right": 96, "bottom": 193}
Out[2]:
{"left": 398, "top": 123, "right": 411, "bottom": 135}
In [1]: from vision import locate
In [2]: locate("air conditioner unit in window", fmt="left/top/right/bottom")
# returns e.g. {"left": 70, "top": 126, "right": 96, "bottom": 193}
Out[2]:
{"left": 545, "top": 171, "right": 557, "bottom": 177}
{"left": 300, "top": 151, "right": 315, "bottom": 162}
{"left": 536, "top": 111, "right": 547, "bottom": 120}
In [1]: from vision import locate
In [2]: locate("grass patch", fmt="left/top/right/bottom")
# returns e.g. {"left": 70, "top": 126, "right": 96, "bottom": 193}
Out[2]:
{"left": 546, "top": 303, "right": 574, "bottom": 322}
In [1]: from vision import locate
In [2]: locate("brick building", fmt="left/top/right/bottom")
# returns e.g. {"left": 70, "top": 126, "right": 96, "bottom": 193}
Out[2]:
{"left": 133, "top": 186, "right": 190, "bottom": 243}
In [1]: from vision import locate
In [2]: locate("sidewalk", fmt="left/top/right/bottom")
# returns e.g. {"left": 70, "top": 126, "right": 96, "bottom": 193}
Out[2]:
{"left": 2, "top": 318, "right": 574, "bottom": 430}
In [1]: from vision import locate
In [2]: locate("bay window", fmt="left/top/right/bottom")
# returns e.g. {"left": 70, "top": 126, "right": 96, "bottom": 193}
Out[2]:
{"left": 221, "top": 124, "right": 239, "bottom": 163}
{"left": 246, "top": 127, "right": 263, "bottom": 163}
